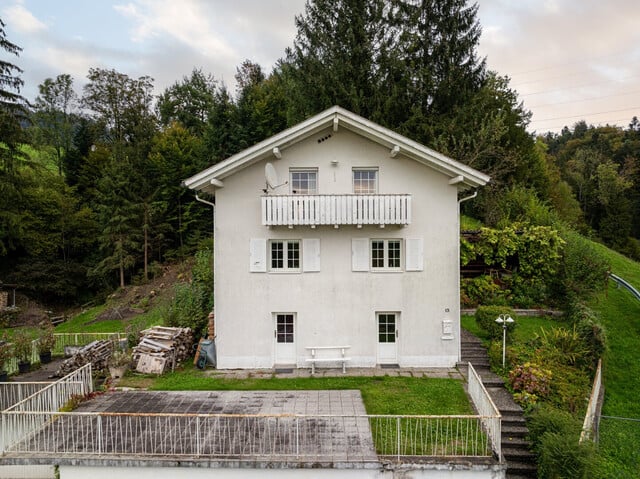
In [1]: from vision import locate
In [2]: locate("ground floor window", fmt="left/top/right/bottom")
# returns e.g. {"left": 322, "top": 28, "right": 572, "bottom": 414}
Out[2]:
{"left": 276, "top": 313, "right": 294, "bottom": 343}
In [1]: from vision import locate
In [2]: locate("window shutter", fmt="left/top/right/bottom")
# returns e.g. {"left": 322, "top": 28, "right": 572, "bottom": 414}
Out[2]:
{"left": 249, "top": 238, "right": 267, "bottom": 272}
{"left": 405, "top": 238, "right": 424, "bottom": 271}
{"left": 302, "top": 238, "right": 321, "bottom": 272}
{"left": 352, "top": 238, "right": 370, "bottom": 271}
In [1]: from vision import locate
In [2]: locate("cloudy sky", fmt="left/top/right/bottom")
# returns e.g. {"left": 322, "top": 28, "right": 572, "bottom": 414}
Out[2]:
{"left": 2, "top": 0, "right": 640, "bottom": 134}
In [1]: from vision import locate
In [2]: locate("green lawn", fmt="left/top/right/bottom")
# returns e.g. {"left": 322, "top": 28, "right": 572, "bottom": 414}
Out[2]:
{"left": 53, "top": 304, "right": 166, "bottom": 334}
{"left": 121, "top": 368, "right": 473, "bottom": 416}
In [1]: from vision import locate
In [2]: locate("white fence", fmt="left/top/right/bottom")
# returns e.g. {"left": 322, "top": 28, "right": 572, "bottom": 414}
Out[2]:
{"left": 466, "top": 362, "right": 502, "bottom": 459}
{"left": 0, "top": 412, "right": 492, "bottom": 461}
{"left": 1, "top": 364, "right": 93, "bottom": 453}
{"left": 262, "top": 194, "right": 411, "bottom": 227}
{"left": 580, "top": 358, "right": 603, "bottom": 443}
{"left": 0, "top": 383, "right": 51, "bottom": 411}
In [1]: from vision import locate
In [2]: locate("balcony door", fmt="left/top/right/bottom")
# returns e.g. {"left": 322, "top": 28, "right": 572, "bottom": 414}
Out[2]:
{"left": 377, "top": 313, "right": 398, "bottom": 364}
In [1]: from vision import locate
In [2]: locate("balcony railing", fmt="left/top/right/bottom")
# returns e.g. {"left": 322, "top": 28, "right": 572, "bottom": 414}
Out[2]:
{"left": 262, "top": 194, "right": 411, "bottom": 227}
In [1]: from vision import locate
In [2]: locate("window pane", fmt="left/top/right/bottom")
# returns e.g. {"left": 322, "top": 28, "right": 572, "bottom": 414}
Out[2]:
{"left": 371, "top": 240, "right": 384, "bottom": 268}
{"left": 271, "top": 241, "right": 283, "bottom": 269}
{"left": 291, "top": 170, "right": 317, "bottom": 194}
{"left": 353, "top": 170, "right": 377, "bottom": 194}
{"left": 277, "top": 314, "right": 294, "bottom": 343}
{"left": 388, "top": 240, "right": 401, "bottom": 268}
{"left": 287, "top": 241, "right": 300, "bottom": 268}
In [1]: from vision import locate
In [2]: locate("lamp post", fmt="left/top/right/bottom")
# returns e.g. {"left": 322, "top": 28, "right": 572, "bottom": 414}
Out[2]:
{"left": 495, "top": 314, "right": 515, "bottom": 368}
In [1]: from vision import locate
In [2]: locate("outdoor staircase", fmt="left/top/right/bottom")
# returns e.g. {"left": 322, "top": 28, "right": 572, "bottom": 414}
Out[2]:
{"left": 459, "top": 329, "right": 538, "bottom": 479}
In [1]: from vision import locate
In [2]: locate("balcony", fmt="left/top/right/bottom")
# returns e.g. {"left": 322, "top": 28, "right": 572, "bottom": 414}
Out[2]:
{"left": 261, "top": 194, "right": 411, "bottom": 227}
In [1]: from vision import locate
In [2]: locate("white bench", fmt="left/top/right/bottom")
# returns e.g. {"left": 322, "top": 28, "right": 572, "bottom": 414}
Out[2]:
{"left": 305, "top": 346, "right": 351, "bottom": 374}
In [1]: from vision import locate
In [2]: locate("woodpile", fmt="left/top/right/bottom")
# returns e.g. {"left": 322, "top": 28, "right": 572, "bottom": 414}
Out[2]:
{"left": 133, "top": 326, "right": 193, "bottom": 374}
{"left": 56, "top": 340, "right": 113, "bottom": 377}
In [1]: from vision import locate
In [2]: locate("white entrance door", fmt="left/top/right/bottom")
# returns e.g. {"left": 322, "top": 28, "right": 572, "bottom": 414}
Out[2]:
{"left": 274, "top": 313, "right": 296, "bottom": 365}
{"left": 377, "top": 313, "right": 398, "bottom": 364}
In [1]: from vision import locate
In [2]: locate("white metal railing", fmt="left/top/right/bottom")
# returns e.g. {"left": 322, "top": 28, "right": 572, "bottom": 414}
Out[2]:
{"left": 262, "top": 194, "right": 411, "bottom": 227}
{"left": 0, "top": 412, "right": 492, "bottom": 461}
{"left": 0, "top": 383, "right": 52, "bottom": 412}
{"left": 1, "top": 364, "right": 93, "bottom": 453}
{"left": 580, "top": 358, "right": 603, "bottom": 443}
{"left": 467, "top": 362, "right": 502, "bottom": 459}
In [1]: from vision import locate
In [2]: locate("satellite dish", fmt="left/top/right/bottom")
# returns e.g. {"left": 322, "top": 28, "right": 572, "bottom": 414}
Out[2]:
{"left": 265, "top": 163, "right": 278, "bottom": 190}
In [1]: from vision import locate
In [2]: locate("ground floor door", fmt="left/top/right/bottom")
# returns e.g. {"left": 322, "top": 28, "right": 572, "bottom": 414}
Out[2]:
{"left": 274, "top": 313, "right": 295, "bottom": 365}
{"left": 377, "top": 312, "right": 398, "bottom": 364}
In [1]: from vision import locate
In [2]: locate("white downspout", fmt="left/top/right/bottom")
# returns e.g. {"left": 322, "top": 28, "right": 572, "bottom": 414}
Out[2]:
{"left": 456, "top": 189, "right": 478, "bottom": 363}
{"left": 195, "top": 193, "right": 216, "bottom": 316}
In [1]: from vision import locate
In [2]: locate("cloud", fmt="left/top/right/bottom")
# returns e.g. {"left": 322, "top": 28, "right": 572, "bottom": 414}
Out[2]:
{"left": 2, "top": 2, "right": 47, "bottom": 34}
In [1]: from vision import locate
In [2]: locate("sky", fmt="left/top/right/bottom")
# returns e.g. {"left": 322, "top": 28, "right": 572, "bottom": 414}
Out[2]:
{"left": 2, "top": 0, "right": 640, "bottom": 134}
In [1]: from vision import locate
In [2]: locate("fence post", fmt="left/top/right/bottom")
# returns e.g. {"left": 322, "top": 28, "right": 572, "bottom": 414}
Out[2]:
{"left": 396, "top": 417, "right": 401, "bottom": 460}
{"left": 296, "top": 417, "right": 300, "bottom": 457}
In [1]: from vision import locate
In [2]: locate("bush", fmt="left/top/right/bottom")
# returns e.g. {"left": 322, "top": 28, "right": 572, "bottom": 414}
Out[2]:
{"left": 461, "top": 276, "right": 508, "bottom": 307}
{"left": 527, "top": 404, "right": 599, "bottom": 479}
{"left": 569, "top": 303, "right": 607, "bottom": 369}
{"left": 475, "top": 305, "right": 516, "bottom": 339}
{"left": 509, "top": 362, "right": 552, "bottom": 405}
{"left": 167, "top": 282, "right": 209, "bottom": 336}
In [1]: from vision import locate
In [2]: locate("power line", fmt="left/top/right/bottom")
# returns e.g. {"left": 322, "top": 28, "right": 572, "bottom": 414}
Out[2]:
{"left": 530, "top": 107, "right": 640, "bottom": 124}
{"left": 519, "top": 74, "right": 640, "bottom": 97}
{"left": 526, "top": 89, "right": 640, "bottom": 109}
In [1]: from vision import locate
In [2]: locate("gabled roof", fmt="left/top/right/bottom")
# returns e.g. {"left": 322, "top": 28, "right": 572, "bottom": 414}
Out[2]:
{"left": 183, "top": 106, "right": 490, "bottom": 194}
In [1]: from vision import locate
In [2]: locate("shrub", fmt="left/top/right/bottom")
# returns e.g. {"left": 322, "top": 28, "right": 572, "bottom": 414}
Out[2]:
{"left": 528, "top": 404, "right": 598, "bottom": 479}
{"left": 37, "top": 321, "right": 56, "bottom": 354}
{"left": 12, "top": 329, "right": 34, "bottom": 363}
{"left": 509, "top": 362, "right": 552, "bottom": 409}
{"left": 475, "top": 305, "right": 516, "bottom": 339}
{"left": 461, "top": 276, "right": 508, "bottom": 307}
{"left": 167, "top": 282, "right": 209, "bottom": 336}
{"left": 569, "top": 303, "right": 607, "bottom": 369}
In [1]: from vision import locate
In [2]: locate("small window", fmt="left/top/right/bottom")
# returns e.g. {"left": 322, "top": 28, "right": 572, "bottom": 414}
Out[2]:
{"left": 276, "top": 314, "right": 294, "bottom": 343}
{"left": 371, "top": 239, "right": 402, "bottom": 270}
{"left": 353, "top": 169, "right": 378, "bottom": 194}
{"left": 290, "top": 169, "right": 318, "bottom": 194}
{"left": 270, "top": 240, "right": 300, "bottom": 272}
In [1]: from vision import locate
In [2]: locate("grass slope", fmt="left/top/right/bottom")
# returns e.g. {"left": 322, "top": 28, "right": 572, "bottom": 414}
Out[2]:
{"left": 587, "top": 242, "right": 640, "bottom": 476}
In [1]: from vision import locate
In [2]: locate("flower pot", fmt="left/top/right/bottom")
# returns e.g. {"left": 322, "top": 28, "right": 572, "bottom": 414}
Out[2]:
{"left": 39, "top": 351, "right": 52, "bottom": 364}
{"left": 0, "top": 370, "right": 8, "bottom": 382}
{"left": 18, "top": 361, "right": 30, "bottom": 374}
{"left": 109, "top": 365, "right": 128, "bottom": 379}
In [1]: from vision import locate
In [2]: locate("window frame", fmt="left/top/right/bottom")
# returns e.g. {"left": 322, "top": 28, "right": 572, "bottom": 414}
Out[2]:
{"left": 290, "top": 168, "right": 318, "bottom": 195}
{"left": 370, "top": 238, "right": 402, "bottom": 271}
{"left": 352, "top": 168, "right": 378, "bottom": 194}
{"left": 269, "top": 239, "right": 301, "bottom": 272}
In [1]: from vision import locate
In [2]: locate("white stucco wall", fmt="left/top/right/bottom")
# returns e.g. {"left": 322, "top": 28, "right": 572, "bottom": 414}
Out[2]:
{"left": 59, "top": 464, "right": 504, "bottom": 479}
{"left": 213, "top": 127, "right": 461, "bottom": 369}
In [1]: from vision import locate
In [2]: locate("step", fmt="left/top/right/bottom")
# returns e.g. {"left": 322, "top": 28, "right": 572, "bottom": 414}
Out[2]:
{"left": 506, "top": 460, "right": 537, "bottom": 477}
{"left": 502, "top": 425, "right": 529, "bottom": 439}
{"left": 501, "top": 436, "right": 531, "bottom": 448}
{"left": 461, "top": 352, "right": 490, "bottom": 360}
{"left": 503, "top": 447, "right": 537, "bottom": 463}
{"left": 506, "top": 473, "right": 537, "bottom": 479}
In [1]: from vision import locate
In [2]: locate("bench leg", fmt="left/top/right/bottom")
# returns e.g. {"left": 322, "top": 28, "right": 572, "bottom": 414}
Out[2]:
{"left": 311, "top": 362, "right": 315, "bottom": 375}
{"left": 342, "top": 361, "right": 346, "bottom": 374}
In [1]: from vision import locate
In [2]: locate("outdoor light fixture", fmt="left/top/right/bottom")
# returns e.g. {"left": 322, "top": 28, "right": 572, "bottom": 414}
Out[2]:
{"left": 495, "top": 314, "right": 514, "bottom": 368}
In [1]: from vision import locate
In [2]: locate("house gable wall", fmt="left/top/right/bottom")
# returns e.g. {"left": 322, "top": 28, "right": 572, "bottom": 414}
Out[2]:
{"left": 213, "top": 127, "right": 461, "bottom": 369}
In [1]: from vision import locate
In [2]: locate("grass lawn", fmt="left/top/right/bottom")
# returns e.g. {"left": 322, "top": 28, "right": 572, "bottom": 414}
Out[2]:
{"left": 119, "top": 367, "right": 473, "bottom": 416}
{"left": 54, "top": 304, "right": 166, "bottom": 334}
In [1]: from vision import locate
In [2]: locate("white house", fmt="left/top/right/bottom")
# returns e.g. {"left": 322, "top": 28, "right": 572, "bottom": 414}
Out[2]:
{"left": 184, "top": 106, "right": 490, "bottom": 370}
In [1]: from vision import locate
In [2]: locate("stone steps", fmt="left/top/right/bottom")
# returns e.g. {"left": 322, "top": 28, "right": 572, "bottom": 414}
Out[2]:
{"left": 460, "top": 328, "right": 537, "bottom": 479}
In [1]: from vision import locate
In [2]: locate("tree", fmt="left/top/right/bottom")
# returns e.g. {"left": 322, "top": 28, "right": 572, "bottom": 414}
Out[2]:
{"left": 284, "top": 0, "right": 387, "bottom": 121}
{"left": 156, "top": 68, "right": 219, "bottom": 136}
{"left": 31, "top": 74, "right": 78, "bottom": 175}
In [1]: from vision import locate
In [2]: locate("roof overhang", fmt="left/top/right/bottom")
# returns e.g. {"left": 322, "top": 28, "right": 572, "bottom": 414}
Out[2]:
{"left": 183, "top": 106, "right": 491, "bottom": 194}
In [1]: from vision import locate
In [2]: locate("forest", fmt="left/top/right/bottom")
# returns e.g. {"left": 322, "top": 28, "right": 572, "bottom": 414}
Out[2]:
{"left": 1, "top": 0, "right": 639, "bottom": 307}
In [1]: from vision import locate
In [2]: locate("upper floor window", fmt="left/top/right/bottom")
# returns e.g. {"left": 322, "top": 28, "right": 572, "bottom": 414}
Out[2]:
{"left": 270, "top": 240, "right": 300, "bottom": 272}
{"left": 290, "top": 169, "right": 318, "bottom": 194}
{"left": 353, "top": 168, "right": 378, "bottom": 194}
{"left": 371, "top": 239, "right": 401, "bottom": 270}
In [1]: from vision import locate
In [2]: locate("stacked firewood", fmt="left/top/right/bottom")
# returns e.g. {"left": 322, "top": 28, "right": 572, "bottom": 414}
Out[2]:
{"left": 133, "top": 326, "right": 193, "bottom": 374}
{"left": 56, "top": 340, "right": 113, "bottom": 376}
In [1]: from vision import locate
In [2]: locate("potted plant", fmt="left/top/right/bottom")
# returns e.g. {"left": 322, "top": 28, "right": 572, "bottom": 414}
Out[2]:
{"left": 0, "top": 335, "right": 11, "bottom": 381}
{"left": 12, "top": 329, "right": 34, "bottom": 374}
{"left": 37, "top": 321, "right": 56, "bottom": 364}
{"left": 108, "top": 349, "right": 131, "bottom": 379}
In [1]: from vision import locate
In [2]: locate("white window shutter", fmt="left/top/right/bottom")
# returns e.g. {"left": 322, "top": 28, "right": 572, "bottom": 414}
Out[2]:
{"left": 405, "top": 238, "right": 424, "bottom": 271}
{"left": 249, "top": 238, "right": 267, "bottom": 272}
{"left": 352, "top": 238, "right": 370, "bottom": 271}
{"left": 302, "top": 238, "right": 321, "bottom": 272}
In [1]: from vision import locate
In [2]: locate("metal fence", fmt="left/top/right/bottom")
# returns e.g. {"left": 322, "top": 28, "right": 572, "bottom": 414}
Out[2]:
{"left": 1, "top": 364, "right": 93, "bottom": 453}
{"left": 1, "top": 412, "right": 492, "bottom": 462}
{"left": 0, "top": 383, "right": 52, "bottom": 412}
{"left": 466, "top": 362, "right": 502, "bottom": 459}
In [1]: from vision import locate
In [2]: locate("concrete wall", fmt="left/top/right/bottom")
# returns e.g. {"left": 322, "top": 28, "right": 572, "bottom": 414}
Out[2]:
{"left": 214, "top": 127, "right": 461, "bottom": 369}
{"left": 59, "top": 464, "right": 505, "bottom": 479}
